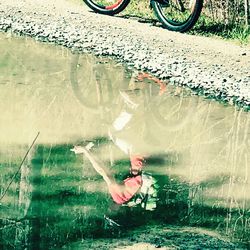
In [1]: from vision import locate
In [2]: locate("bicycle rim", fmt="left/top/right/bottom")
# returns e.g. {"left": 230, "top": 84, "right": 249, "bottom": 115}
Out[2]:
{"left": 83, "top": 0, "right": 130, "bottom": 15}
{"left": 152, "top": 0, "right": 203, "bottom": 32}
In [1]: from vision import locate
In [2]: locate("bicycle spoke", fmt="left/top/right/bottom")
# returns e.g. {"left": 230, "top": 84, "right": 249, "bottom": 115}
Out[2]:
{"left": 161, "top": 0, "right": 194, "bottom": 24}
{"left": 152, "top": 0, "right": 203, "bottom": 31}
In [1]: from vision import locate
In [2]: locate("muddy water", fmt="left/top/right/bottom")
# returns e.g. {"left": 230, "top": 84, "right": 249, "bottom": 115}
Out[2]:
{"left": 0, "top": 33, "right": 249, "bottom": 249}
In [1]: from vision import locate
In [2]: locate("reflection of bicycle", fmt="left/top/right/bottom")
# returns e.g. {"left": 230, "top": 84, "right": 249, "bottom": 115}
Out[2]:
{"left": 70, "top": 53, "right": 129, "bottom": 113}
{"left": 70, "top": 53, "right": 196, "bottom": 136}
{"left": 83, "top": 0, "right": 203, "bottom": 32}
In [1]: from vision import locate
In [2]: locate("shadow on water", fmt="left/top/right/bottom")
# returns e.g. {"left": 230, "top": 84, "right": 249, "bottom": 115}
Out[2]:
{"left": 0, "top": 33, "right": 249, "bottom": 249}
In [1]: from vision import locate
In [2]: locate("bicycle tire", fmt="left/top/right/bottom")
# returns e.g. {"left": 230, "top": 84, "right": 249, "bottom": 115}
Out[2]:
{"left": 83, "top": 0, "right": 130, "bottom": 15}
{"left": 151, "top": 0, "right": 203, "bottom": 32}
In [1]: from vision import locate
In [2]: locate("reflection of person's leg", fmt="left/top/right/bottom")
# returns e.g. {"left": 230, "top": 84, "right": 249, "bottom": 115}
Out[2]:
{"left": 112, "top": 111, "right": 133, "bottom": 132}
{"left": 119, "top": 73, "right": 143, "bottom": 110}
{"left": 108, "top": 110, "right": 133, "bottom": 155}
{"left": 110, "top": 135, "right": 132, "bottom": 155}
{"left": 109, "top": 74, "right": 145, "bottom": 153}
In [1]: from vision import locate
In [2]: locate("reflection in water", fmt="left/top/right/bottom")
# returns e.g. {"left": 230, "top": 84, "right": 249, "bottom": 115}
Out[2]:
{"left": 0, "top": 34, "right": 249, "bottom": 249}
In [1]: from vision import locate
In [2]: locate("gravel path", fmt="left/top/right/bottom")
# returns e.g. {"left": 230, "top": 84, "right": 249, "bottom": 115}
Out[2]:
{"left": 0, "top": 0, "right": 249, "bottom": 108}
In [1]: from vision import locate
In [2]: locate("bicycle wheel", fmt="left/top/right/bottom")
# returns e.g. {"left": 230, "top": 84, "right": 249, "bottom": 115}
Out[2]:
{"left": 83, "top": 0, "right": 130, "bottom": 15}
{"left": 151, "top": 0, "right": 203, "bottom": 32}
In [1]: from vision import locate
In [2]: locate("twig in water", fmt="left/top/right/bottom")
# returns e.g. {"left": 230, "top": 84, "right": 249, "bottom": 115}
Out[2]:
{"left": 0, "top": 132, "right": 40, "bottom": 203}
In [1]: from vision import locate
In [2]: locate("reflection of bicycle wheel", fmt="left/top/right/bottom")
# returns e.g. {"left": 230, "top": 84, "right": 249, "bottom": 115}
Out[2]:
{"left": 70, "top": 53, "right": 128, "bottom": 112}
{"left": 150, "top": 86, "right": 196, "bottom": 131}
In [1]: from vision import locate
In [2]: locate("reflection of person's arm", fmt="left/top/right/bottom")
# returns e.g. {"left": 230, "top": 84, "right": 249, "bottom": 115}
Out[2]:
{"left": 81, "top": 149, "right": 112, "bottom": 186}
{"left": 81, "top": 148, "right": 141, "bottom": 204}
{"left": 72, "top": 146, "right": 112, "bottom": 185}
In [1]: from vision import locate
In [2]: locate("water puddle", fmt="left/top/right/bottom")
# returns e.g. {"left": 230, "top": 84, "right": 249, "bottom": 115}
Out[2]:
{"left": 0, "top": 33, "right": 249, "bottom": 249}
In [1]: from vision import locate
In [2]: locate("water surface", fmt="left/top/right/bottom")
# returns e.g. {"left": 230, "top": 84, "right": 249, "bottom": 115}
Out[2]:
{"left": 0, "top": 33, "right": 249, "bottom": 249}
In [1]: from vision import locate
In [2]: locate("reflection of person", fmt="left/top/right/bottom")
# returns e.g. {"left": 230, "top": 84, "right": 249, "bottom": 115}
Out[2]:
{"left": 72, "top": 76, "right": 162, "bottom": 210}
{"left": 71, "top": 145, "right": 158, "bottom": 210}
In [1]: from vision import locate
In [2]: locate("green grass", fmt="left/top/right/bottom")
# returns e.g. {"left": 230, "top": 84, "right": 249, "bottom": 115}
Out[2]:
{"left": 191, "top": 15, "right": 250, "bottom": 44}
{"left": 124, "top": 0, "right": 250, "bottom": 44}
{"left": 123, "top": 0, "right": 155, "bottom": 19}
